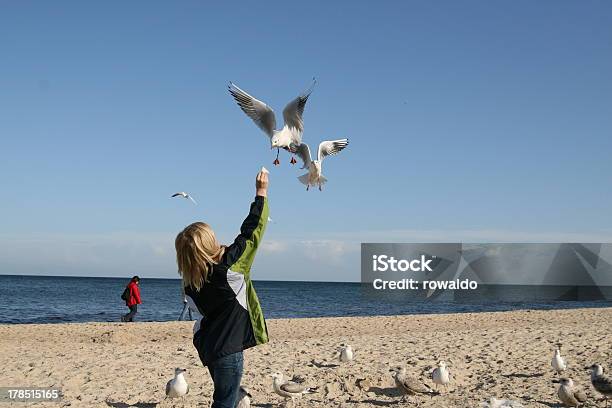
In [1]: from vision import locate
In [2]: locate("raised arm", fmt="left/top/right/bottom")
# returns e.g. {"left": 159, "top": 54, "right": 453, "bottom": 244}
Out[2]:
{"left": 224, "top": 170, "right": 269, "bottom": 275}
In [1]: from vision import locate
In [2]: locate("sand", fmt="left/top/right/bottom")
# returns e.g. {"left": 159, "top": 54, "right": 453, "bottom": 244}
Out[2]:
{"left": 0, "top": 308, "right": 610, "bottom": 407}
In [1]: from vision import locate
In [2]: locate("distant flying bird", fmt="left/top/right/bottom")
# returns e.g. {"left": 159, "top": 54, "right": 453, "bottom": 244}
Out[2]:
{"left": 228, "top": 79, "right": 316, "bottom": 165}
{"left": 588, "top": 364, "right": 612, "bottom": 406}
{"left": 552, "top": 349, "right": 567, "bottom": 374}
{"left": 171, "top": 192, "right": 197, "bottom": 205}
{"left": 165, "top": 368, "right": 189, "bottom": 399}
{"left": 295, "top": 139, "right": 349, "bottom": 191}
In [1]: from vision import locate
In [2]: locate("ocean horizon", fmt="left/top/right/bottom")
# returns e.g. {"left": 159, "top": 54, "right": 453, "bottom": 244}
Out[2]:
{"left": 1, "top": 274, "right": 611, "bottom": 324}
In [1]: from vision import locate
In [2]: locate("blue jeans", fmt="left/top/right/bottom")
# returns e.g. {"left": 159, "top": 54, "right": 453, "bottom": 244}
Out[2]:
{"left": 207, "top": 352, "right": 243, "bottom": 408}
{"left": 122, "top": 305, "right": 137, "bottom": 322}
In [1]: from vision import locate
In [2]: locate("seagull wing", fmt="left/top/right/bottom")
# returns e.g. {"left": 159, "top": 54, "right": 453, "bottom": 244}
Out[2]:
{"left": 593, "top": 376, "right": 612, "bottom": 394}
{"left": 165, "top": 379, "right": 172, "bottom": 396}
{"left": 401, "top": 375, "right": 433, "bottom": 394}
{"left": 171, "top": 193, "right": 185, "bottom": 198}
{"left": 188, "top": 195, "right": 197, "bottom": 205}
{"left": 295, "top": 143, "right": 312, "bottom": 169}
{"left": 574, "top": 389, "right": 587, "bottom": 402}
{"left": 317, "top": 139, "right": 349, "bottom": 162}
{"left": 228, "top": 82, "right": 276, "bottom": 138}
{"left": 282, "top": 78, "right": 316, "bottom": 140}
{"left": 280, "top": 382, "right": 307, "bottom": 394}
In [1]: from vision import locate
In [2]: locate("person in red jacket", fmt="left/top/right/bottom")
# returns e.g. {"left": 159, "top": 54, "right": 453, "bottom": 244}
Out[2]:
{"left": 121, "top": 276, "right": 142, "bottom": 322}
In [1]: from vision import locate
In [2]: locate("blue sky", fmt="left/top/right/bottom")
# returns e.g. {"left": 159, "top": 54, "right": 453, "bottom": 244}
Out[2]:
{"left": 1, "top": 1, "right": 611, "bottom": 281}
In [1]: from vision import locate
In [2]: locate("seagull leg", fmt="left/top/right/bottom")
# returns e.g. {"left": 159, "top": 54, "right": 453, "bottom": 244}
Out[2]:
{"left": 273, "top": 148, "right": 280, "bottom": 166}
{"left": 318, "top": 184, "right": 322, "bottom": 191}
{"left": 306, "top": 185, "right": 309, "bottom": 191}
{"left": 290, "top": 155, "right": 297, "bottom": 165}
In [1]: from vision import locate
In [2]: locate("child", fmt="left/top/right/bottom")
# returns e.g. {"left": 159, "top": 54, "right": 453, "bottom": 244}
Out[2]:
{"left": 175, "top": 170, "right": 270, "bottom": 408}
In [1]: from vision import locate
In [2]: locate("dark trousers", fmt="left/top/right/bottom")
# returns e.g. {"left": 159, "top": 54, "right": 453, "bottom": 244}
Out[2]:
{"left": 207, "top": 352, "right": 244, "bottom": 408}
{"left": 123, "top": 304, "right": 138, "bottom": 322}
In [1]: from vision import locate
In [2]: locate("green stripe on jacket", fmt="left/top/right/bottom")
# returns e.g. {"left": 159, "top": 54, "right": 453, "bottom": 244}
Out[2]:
{"left": 231, "top": 197, "right": 269, "bottom": 344}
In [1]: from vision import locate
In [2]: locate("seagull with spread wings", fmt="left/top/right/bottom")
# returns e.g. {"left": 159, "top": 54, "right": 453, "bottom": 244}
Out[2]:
{"left": 228, "top": 79, "right": 316, "bottom": 165}
{"left": 295, "top": 139, "right": 349, "bottom": 191}
{"left": 171, "top": 192, "right": 197, "bottom": 205}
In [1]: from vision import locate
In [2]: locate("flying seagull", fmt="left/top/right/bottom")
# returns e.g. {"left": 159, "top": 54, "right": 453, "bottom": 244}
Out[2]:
{"left": 588, "top": 364, "right": 612, "bottom": 407}
{"left": 228, "top": 79, "right": 316, "bottom": 166}
{"left": 271, "top": 372, "right": 317, "bottom": 405}
{"left": 552, "top": 348, "right": 567, "bottom": 374}
{"left": 390, "top": 367, "right": 438, "bottom": 404}
{"left": 171, "top": 192, "right": 197, "bottom": 205}
{"left": 295, "top": 139, "right": 349, "bottom": 191}
{"left": 555, "top": 377, "right": 587, "bottom": 407}
{"left": 432, "top": 360, "right": 451, "bottom": 391}
{"left": 236, "top": 386, "right": 252, "bottom": 408}
{"left": 165, "top": 368, "right": 189, "bottom": 399}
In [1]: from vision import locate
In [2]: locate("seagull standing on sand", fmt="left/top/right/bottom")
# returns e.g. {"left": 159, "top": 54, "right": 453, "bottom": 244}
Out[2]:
{"left": 432, "top": 360, "right": 451, "bottom": 391}
{"left": 171, "top": 192, "right": 197, "bottom": 205}
{"left": 165, "top": 368, "right": 189, "bottom": 399}
{"left": 552, "top": 348, "right": 567, "bottom": 374}
{"left": 228, "top": 80, "right": 316, "bottom": 166}
{"left": 235, "top": 386, "right": 252, "bottom": 408}
{"left": 588, "top": 364, "right": 612, "bottom": 407}
{"left": 295, "top": 139, "right": 349, "bottom": 191}
{"left": 338, "top": 344, "right": 354, "bottom": 363}
{"left": 556, "top": 378, "right": 587, "bottom": 407}
{"left": 480, "top": 397, "right": 524, "bottom": 408}
{"left": 390, "top": 367, "right": 438, "bottom": 404}
{"left": 271, "top": 372, "right": 317, "bottom": 406}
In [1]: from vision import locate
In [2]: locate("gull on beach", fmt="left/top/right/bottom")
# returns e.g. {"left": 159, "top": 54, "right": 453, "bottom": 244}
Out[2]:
{"left": 228, "top": 80, "right": 316, "bottom": 166}
{"left": 588, "top": 364, "right": 612, "bottom": 406}
{"left": 295, "top": 139, "right": 349, "bottom": 191}
{"left": 556, "top": 378, "right": 587, "bottom": 407}
{"left": 236, "top": 386, "right": 252, "bottom": 408}
{"left": 338, "top": 344, "right": 354, "bottom": 363}
{"left": 480, "top": 397, "right": 524, "bottom": 408}
{"left": 390, "top": 367, "right": 437, "bottom": 404}
{"left": 171, "top": 192, "right": 197, "bottom": 205}
{"left": 165, "top": 368, "right": 189, "bottom": 399}
{"left": 432, "top": 360, "right": 450, "bottom": 391}
{"left": 552, "top": 348, "right": 567, "bottom": 374}
{"left": 271, "top": 372, "right": 317, "bottom": 405}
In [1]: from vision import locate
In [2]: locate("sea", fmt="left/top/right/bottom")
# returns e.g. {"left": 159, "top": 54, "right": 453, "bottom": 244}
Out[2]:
{"left": 0, "top": 275, "right": 610, "bottom": 324}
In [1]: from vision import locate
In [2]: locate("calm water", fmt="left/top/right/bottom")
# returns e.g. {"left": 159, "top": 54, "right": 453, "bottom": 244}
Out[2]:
{"left": 0, "top": 275, "right": 610, "bottom": 324}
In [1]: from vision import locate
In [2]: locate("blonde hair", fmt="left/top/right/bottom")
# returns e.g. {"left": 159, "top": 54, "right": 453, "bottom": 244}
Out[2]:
{"left": 175, "top": 222, "right": 225, "bottom": 290}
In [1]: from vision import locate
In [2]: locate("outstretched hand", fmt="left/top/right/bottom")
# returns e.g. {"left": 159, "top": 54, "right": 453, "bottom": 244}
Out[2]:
{"left": 256, "top": 170, "right": 269, "bottom": 197}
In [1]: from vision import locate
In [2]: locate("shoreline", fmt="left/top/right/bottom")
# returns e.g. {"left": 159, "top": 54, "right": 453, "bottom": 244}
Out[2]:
{"left": 1, "top": 308, "right": 610, "bottom": 407}
{"left": 2, "top": 301, "right": 612, "bottom": 326}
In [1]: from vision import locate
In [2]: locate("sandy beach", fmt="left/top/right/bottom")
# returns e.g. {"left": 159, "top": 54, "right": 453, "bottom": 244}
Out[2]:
{"left": 0, "top": 308, "right": 610, "bottom": 407}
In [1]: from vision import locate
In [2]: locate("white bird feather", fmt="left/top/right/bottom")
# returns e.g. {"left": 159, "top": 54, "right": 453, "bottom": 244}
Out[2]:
{"left": 295, "top": 139, "right": 349, "bottom": 191}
